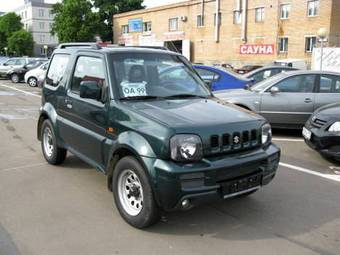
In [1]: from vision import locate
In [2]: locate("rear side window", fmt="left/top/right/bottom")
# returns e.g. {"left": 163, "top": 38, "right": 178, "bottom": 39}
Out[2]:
{"left": 71, "top": 56, "right": 105, "bottom": 93}
{"left": 195, "top": 68, "right": 220, "bottom": 81}
{"left": 319, "top": 75, "right": 340, "bottom": 93}
{"left": 46, "top": 54, "right": 70, "bottom": 87}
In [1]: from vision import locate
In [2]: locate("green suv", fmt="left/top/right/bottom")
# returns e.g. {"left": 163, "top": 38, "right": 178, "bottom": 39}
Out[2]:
{"left": 37, "top": 44, "right": 280, "bottom": 228}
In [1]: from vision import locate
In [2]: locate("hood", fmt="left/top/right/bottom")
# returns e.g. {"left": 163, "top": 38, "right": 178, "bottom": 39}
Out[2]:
{"left": 315, "top": 103, "right": 340, "bottom": 118}
{"left": 122, "top": 97, "right": 264, "bottom": 132}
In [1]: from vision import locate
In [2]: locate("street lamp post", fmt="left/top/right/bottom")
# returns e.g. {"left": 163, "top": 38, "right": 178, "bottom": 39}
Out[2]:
{"left": 4, "top": 47, "right": 8, "bottom": 57}
{"left": 317, "top": 28, "right": 328, "bottom": 71}
{"left": 43, "top": 45, "right": 48, "bottom": 58}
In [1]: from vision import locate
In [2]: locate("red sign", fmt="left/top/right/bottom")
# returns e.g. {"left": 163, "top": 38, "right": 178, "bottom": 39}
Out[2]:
{"left": 240, "top": 44, "right": 275, "bottom": 55}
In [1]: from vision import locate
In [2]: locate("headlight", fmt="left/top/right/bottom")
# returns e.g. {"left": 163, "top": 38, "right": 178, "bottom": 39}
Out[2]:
{"left": 261, "top": 123, "right": 272, "bottom": 144}
{"left": 329, "top": 122, "right": 340, "bottom": 132}
{"left": 170, "top": 134, "right": 202, "bottom": 162}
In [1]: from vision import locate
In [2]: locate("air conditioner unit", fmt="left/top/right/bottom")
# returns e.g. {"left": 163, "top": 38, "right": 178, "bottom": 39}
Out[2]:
{"left": 180, "top": 16, "right": 187, "bottom": 22}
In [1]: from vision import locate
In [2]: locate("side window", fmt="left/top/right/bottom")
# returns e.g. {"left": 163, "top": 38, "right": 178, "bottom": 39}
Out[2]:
{"left": 71, "top": 56, "right": 105, "bottom": 94}
{"left": 6, "top": 59, "right": 17, "bottom": 65}
{"left": 46, "top": 54, "right": 70, "bottom": 87}
{"left": 17, "top": 59, "right": 26, "bottom": 65}
{"left": 335, "top": 80, "right": 340, "bottom": 93}
{"left": 319, "top": 75, "right": 333, "bottom": 93}
{"left": 195, "top": 68, "right": 220, "bottom": 81}
{"left": 275, "top": 75, "right": 316, "bottom": 93}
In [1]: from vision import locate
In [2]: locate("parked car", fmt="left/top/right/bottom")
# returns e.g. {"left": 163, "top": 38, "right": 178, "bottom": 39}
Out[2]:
{"left": 193, "top": 65, "right": 252, "bottom": 91}
{"left": 37, "top": 43, "right": 280, "bottom": 228}
{"left": 244, "top": 66, "right": 298, "bottom": 85}
{"left": 215, "top": 70, "right": 340, "bottom": 129}
{"left": 235, "top": 65, "right": 262, "bottom": 74}
{"left": 7, "top": 60, "right": 47, "bottom": 83}
{"left": 273, "top": 59, "right": 307, "bottom": 70}
{"left": 0, "top": 57, "right": 47, "bottom": 78}
{"left": 303, "top": 103, "right": 340, "bottom": 161}
{"left": 24, "top": 61, "right": 49, "bottom": 87}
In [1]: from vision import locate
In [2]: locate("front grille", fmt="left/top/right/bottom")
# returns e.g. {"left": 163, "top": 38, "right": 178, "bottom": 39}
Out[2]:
{"left": 312, "top": 118, "right": 327, "bottom": 128}
{"left": 209, "top": 129, "right": 260, "bottom": 155}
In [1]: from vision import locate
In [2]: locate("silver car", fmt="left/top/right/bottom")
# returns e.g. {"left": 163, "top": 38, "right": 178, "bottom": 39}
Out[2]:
{"left": 215, "top": 71, "right": 340, "bottom": 129}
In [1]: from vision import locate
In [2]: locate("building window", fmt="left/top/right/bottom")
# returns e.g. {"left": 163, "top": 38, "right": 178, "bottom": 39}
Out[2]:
{"left": 214, "top": 12, "right": 221, "bottom": 26}
{"left": 233, "top": 10, "right": 241, "bottom": 24}
{"left": 49, "top": 10, "right": 54, "bottom": 18}
{"left": 40, "top": 34, "right": 45, "bottom": 43}
{"left": 25, "top": 23, "right": 28, "bottom": 31}
{"left": 308, "top": 0, "right": 319, "bottom": 17}
{"left": 24, "top": 10, "right": 27, "bottom": 19}
{"left": 39, "top": 22, "right": 45, "bottom": 30}
{"left": 121, "top": 25, "right": 129, "bottom": 34}
{"left": 39, "top": 9, "right": 45, "bottom": 17}
{"left": 143, "top": 21, "right": 152, "bottom": 32}
{"left": 305, "top": 36, "right": 317, "bottom": 53}
{"left": 279, "top": 37, "right": 289, "bottom": 53}
{"left": 197, "top": 14, "right": 204, "bottom": 27}
{"left": 280, "top": 4, "right": 290, "bottom": 19}
{"left": 255, "top": 7, "right": 265, "bottom": 22}
{"left": 169, "top": 18, "right": 178, "bottom": 31}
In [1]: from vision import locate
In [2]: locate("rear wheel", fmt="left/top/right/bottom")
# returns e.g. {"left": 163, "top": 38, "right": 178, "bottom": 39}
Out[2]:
{"left": 112, "top": 156, "right": 160, "bottom": 228}
{"left": 41, "top": 119, "right": 67, "bottom": 165}
{"left": 11, "top": 73, "right": 19, "bottom": 83}
{"left": 28, "top": 77, "right": 38, "bottom": 87}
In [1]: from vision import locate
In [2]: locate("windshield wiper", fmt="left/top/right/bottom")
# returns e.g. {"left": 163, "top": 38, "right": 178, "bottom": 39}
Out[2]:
{"left": 164, "top": 94, "right": 208, "bottom": 99}
{"left": 120, "top": 95, "right": 163, "bottom": 101}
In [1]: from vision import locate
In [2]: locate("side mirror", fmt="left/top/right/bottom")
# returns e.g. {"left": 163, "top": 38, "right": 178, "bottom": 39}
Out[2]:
{"left": 2, "top": 63, "right": 7, "bottom": 66}
{"left": 270, "top": 86, "right": 279, "bottom": 94}
{"left": 80, "top": 80, "right": 101, "bottom": 101}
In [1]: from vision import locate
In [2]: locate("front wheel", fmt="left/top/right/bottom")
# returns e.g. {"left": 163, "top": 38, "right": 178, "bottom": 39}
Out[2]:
{"left": 28, "top": 77, "right": 38, "bottom": 87}
{"left": 41, "top": 119, "right": 67, "bottom": 165}
{"left": 11, "top": 73, "right": 19, "bottom": 83}
{"left": 112, "top": 156, "right": 160, "bottom": 228}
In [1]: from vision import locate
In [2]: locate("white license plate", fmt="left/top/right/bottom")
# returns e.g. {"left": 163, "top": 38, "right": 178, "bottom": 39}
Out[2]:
{"left": 302, "top": 127, "right": 312, "bottom": 140}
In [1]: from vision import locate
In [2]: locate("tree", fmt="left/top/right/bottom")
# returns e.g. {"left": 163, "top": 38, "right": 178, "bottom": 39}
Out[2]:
{"left": 0, "top": 13, "right": 23, "bottom": 38}
{"left": 93, "top": 0, "right": 144, "bottom": 42}
{"left": 0, "top": 13, "right": 23, "bottom": 54}
{"left": 51, "top": 0, "right": 105, "bottom": 43}
{"left": 8, "top": 30, "right": 34, "bottom": 56}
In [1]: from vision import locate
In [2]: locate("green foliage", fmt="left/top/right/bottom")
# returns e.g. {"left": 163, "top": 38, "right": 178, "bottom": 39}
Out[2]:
{"left": 93, "top": 0, "right": 144, "bottom": 42}
{"left": 8, "top": 30, "right": 34, "bottom": 56}
{"left": 51, "top": 0, "right": 105, "bottom": 43}
{"left": 0, "top": 13, "right": 23, "bottom": 54}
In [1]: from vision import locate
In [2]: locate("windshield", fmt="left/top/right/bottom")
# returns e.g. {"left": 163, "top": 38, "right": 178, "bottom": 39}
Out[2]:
{"left": 111, "top": 53, "right": 211, "bottom": 99}
{"left": 251, "top": 72, "right": 287, "bottom": 92}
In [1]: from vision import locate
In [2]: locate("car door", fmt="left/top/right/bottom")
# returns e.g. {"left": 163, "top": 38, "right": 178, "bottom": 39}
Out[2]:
{"left": 59, "top": 54, "right": 109, "bottom": 168}
{"left": 260, "top": 74, "right": 317, "bottom": 126}
{"left": 314, "top": 74, "right": 340, "bottom": 110}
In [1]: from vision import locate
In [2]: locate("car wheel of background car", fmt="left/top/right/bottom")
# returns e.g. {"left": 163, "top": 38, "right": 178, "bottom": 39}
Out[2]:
{"left": 41, "top": 119, "right": 67, "bottom": 165}
{"left": 112, "top": 156, "right": 160, "bottom": 228}
{"left": 11, "top": 73, "right": 19, "bottom": 83}
{"left": 28, "top": 77, "right": 38, "bottom": 87}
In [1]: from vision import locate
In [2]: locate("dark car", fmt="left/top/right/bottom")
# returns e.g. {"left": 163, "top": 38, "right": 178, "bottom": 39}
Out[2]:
{"left": 235, "top": 65, "right": 262, "bottom": 74}
{"left": 193, "top": 65, "right": 252, "bottom": 91}
{"left": 37, "top": 43, "right": 280, "bottom": 228}
{"left": 303, "top": 103, "right": 340, "bottom": 161}
{"left": 244, "top": 66, "right": 298, "bottom": 85}
{"left": 7, "top": 60, "right": 47, "bottom": 83}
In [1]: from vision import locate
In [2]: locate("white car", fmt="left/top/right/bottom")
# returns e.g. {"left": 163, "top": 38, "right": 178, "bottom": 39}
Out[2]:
{"left": 24, "top": 62, "right": 49, "bottom": 87}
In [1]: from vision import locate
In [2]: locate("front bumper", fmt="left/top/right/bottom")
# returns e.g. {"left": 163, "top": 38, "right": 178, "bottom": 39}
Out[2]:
{"left": 142, "top": 144, "right": 280, "bottom": 211}
{"left": 304, "top": 126, "right": 340, "bottom": 159}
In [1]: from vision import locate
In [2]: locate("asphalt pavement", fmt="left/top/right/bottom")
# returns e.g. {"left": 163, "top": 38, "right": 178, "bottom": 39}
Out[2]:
{"left": 0, "top": 79, "right": 339, "bottom": 255}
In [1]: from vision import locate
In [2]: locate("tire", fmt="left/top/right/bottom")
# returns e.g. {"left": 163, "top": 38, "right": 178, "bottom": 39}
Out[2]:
{"left": 11, "top": 73, "right": 19, "bottom": 83}
{"left": 112, "top": 156, "right": 160, "bottom": 228}
{"left": 28, "top": 77, "right": 38, "bottom": 87}
{"left": 41, "top": 119, "right": 67, "bottom": 165}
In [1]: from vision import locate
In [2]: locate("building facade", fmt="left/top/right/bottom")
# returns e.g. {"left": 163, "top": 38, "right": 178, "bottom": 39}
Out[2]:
{"left": 113, "top": 0, "right": 340, "bottom": 68}
{"left": 14, "top": 0, "right": 58, "bottom": 57}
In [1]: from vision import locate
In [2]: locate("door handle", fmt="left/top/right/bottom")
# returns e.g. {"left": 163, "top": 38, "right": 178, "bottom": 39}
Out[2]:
{"left": 304, "top": 98, "right": 313, "bottom": 103}
{"left": 65, "top": 98, "right": 73, "bottom": 109}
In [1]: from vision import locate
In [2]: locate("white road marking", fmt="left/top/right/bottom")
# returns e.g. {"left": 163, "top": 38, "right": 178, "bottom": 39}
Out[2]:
{"left": 280, "top": 162, "right": 340, "bottom": 183}
{"left": 0, "top": 84, "right": 41, "bottom": 98}
{"left": 0, "top": 162, "right": 47, "bottom": 173}
{"left": 273, "top": 138, "right": 304, "bottom": 142}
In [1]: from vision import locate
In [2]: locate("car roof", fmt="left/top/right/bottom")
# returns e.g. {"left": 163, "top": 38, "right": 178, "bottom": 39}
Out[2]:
{"left": 285, "top": 70, "right": 340, "bottom": 76}
{"left": 244, "top": 65, "right": 296, "bottom": 77}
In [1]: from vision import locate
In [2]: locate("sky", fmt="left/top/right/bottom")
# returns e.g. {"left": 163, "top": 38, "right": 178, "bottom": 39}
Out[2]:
{"left": 0, "top": 0, "right": 187, "bottom": 12}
